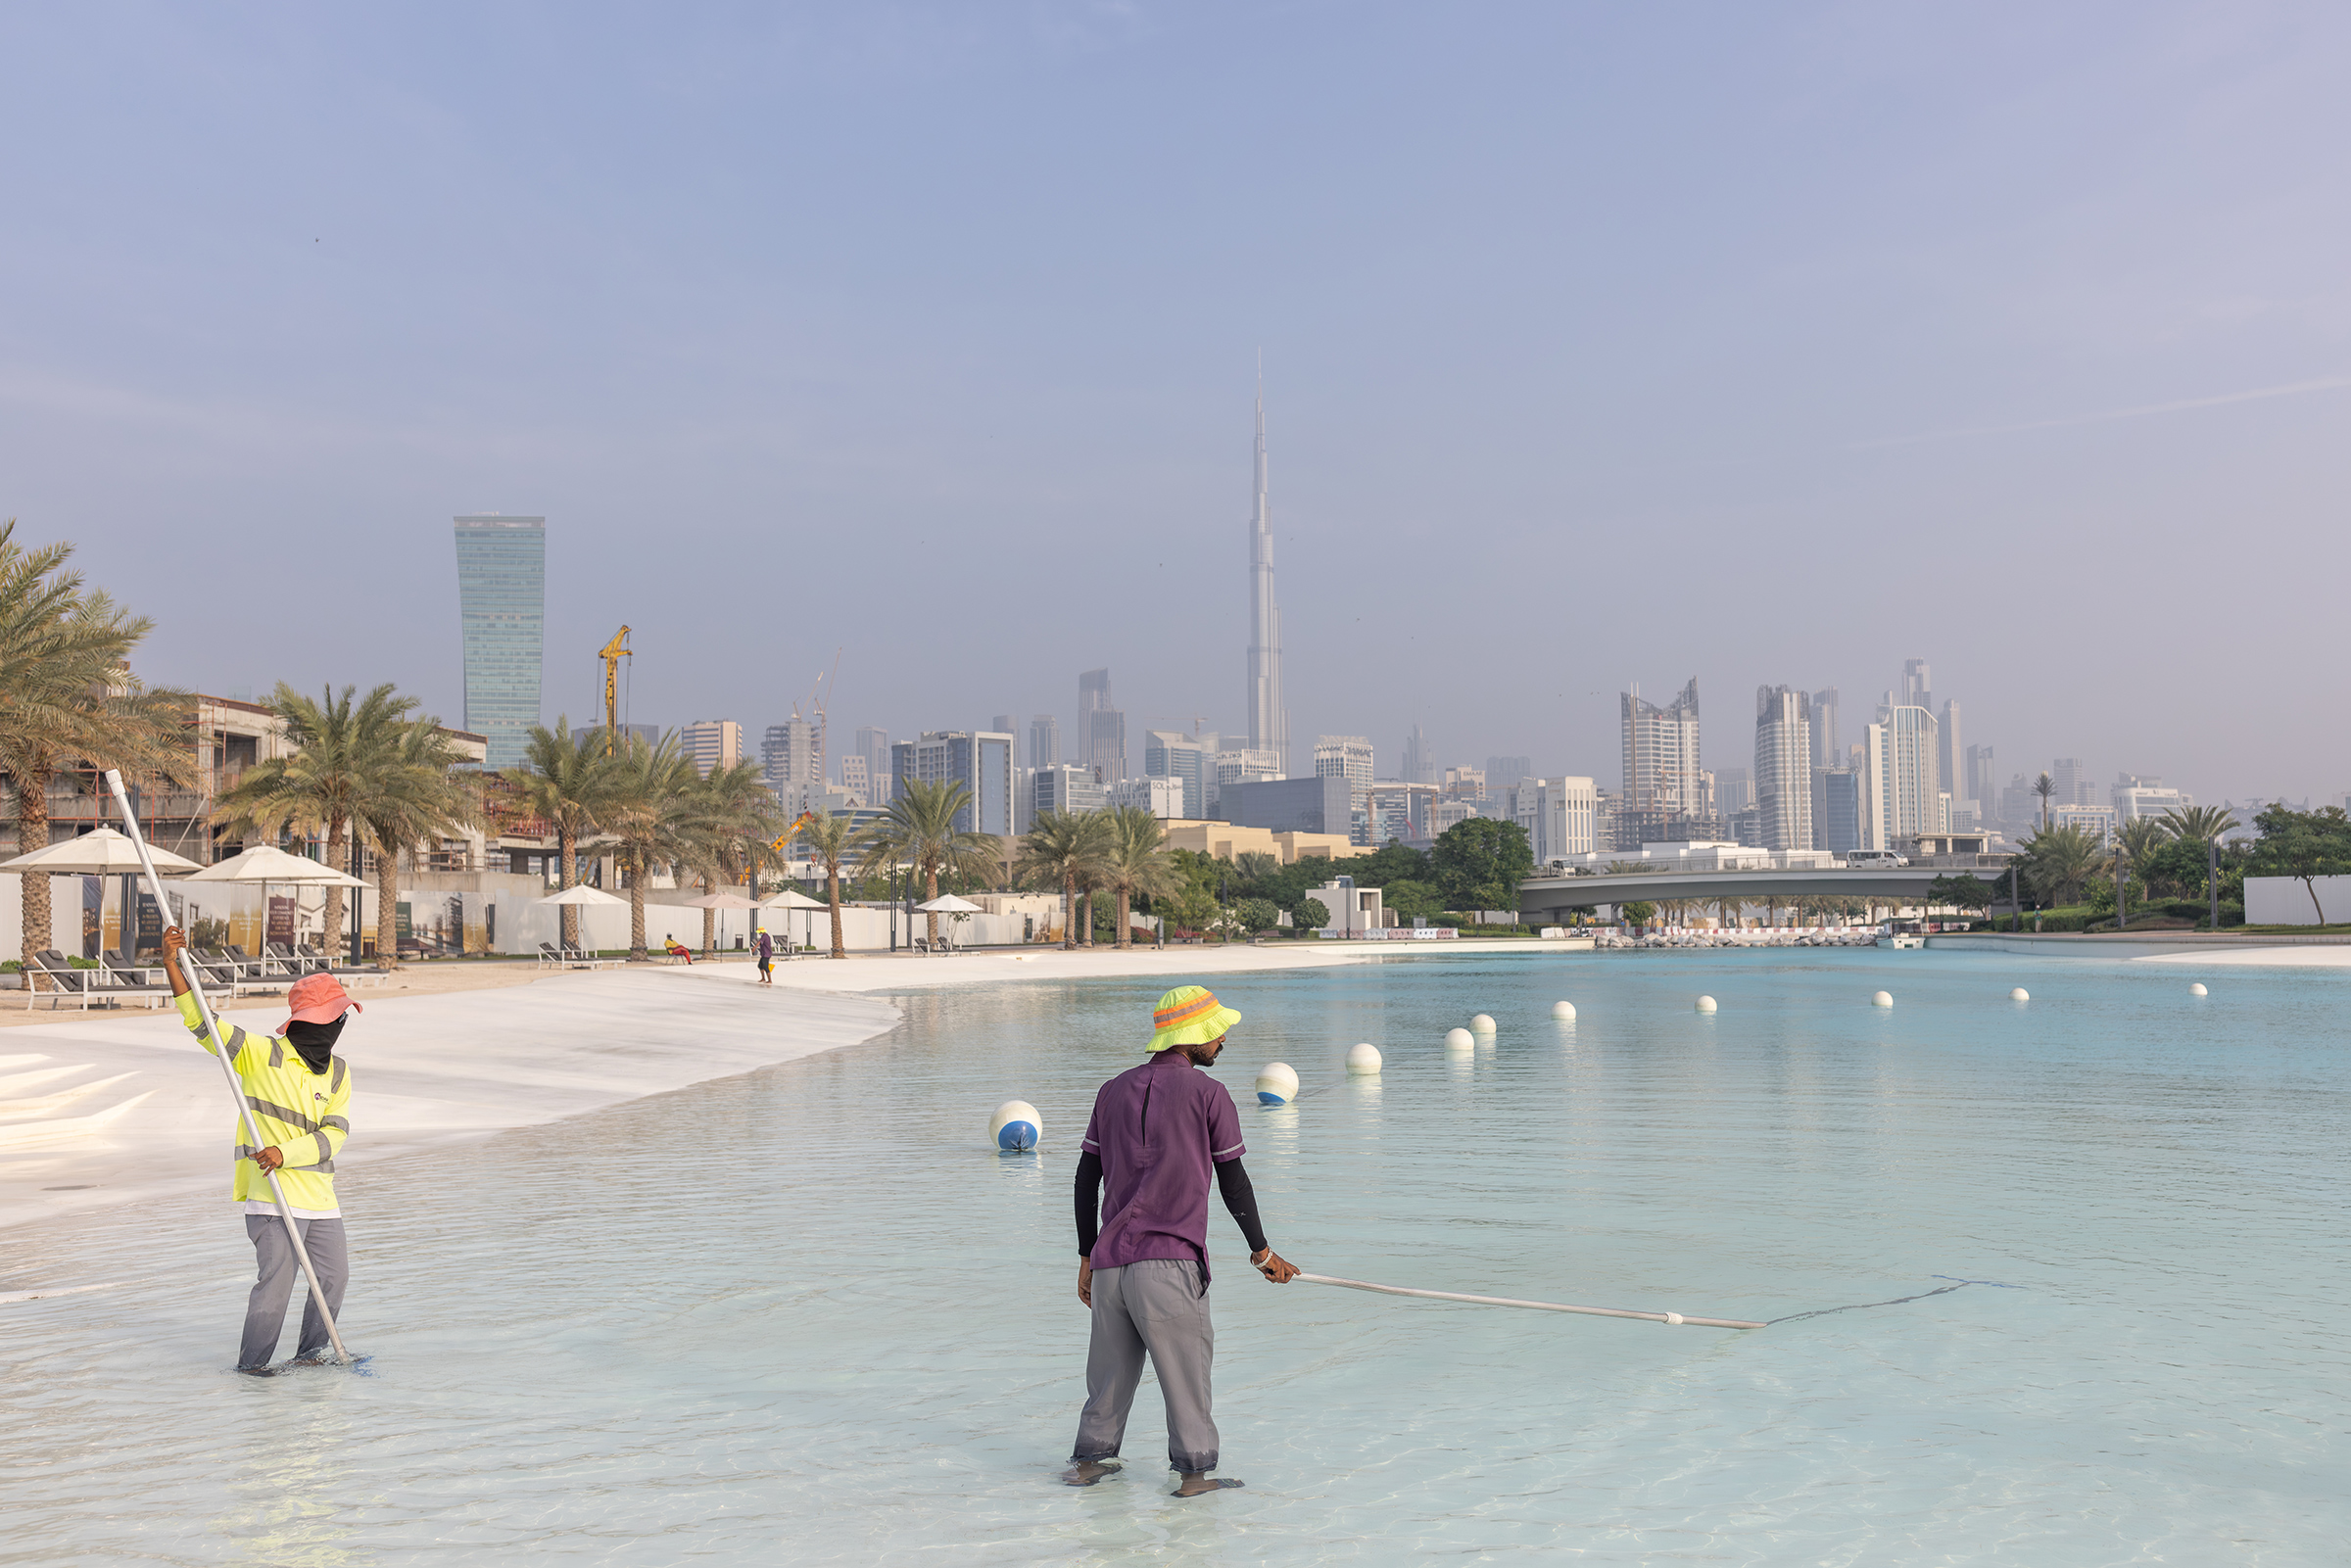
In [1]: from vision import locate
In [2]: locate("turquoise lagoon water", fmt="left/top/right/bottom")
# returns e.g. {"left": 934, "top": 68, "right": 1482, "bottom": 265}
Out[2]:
{"left": 3, "top": 947, "right": 2347, "bottom": 1564}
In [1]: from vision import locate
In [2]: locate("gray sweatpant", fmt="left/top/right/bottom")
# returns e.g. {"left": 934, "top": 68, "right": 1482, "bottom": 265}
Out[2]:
{"left": 242, "top": 1214, "right": 348, "bottom": 1369}
{"left": 1072, "top": 1259, "right": 1220, "bottom": 1473}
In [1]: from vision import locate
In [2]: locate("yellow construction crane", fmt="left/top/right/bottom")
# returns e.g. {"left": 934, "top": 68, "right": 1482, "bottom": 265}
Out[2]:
{"left": 599, "top": 627, "right": 632, "bottom": 754}
{"left": 770, "top": 812, "right": 819, "bottom": 857}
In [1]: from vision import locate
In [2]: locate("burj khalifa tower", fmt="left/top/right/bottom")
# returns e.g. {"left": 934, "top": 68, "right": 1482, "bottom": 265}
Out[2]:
{"left": 1245, "top": 380, "right": 1289, "bottom": 775}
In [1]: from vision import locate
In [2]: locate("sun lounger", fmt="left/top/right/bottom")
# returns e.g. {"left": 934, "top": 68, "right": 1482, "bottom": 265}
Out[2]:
{"left": 558, "top": 941, "right": 616, "bottom": 970}
{"left": 25, "top": 953, "right": 168, "bottom": 1011}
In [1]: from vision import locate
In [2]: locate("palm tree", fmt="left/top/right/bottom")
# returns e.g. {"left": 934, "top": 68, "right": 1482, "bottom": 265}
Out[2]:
{"left": 599, "top": 732, "right": 701, "bottom": 960}
{"left": 355, "top": 719, "right": 481, "bottom": 966}
{"left": 2033, "top": 772, "right": 2057, "bottom": 831}
{"left": 858, "top": 778, "right": 1003, "bottom": 945}
{"left": 216, "top": 683, "right": 414, "bottom": 957}
{"left": 2115, "top": 817, "right": 2169, "bottom": 868}
{"left": 678, "top": 760, "right": 783, "bottom": 954}
{"left": 797, "top": 810, "right": 859, "bottom": 959}
{"left": 2158, "top": 804, "right": 2237, "bottom": 844}
{"left": 504, "top": 717, "right": 620, "bottom": 950}
{"left": 1708, "top": 894, "right": 1743, "bottom": 929}
{"left": 1015, "top": 809, "right": 1112, "bottom": 949}
{"left": 1231, "top": 850, "right": 1280, "bottom": 890}
{"left": 0, "top": 520, "right": 193, "bottom": 976}
{"left": 2017, "top": 823, "right": 2107, "bottom": 907}
{"left": 1098, "top": 806, "right": 1179, "bottom": 948}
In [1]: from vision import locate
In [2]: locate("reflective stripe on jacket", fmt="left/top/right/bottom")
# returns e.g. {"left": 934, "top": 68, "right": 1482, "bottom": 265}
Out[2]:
{"left": 175, "top": 994, "right": 353, "bottom": 1210}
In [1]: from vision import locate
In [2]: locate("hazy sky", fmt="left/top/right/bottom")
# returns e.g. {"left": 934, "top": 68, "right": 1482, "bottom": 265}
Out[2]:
{"left": 6, "top": 3, "right": 2347, "bottom": 806}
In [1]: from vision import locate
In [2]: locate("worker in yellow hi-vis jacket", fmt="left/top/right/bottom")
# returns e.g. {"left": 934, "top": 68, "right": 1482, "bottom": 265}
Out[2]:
{"left": 160, "top": 926, "right": 358, "bottom": 1375}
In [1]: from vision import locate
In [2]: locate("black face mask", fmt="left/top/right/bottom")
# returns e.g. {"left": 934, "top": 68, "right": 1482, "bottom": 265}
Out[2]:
{"left": 284, "top": 1016, "right": 345, "bottom": 1074}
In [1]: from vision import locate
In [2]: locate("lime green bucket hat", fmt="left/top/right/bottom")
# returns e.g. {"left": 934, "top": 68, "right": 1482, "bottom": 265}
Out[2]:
{"left": 1148, "top": 985, "right": 1242, "bottom": 1052}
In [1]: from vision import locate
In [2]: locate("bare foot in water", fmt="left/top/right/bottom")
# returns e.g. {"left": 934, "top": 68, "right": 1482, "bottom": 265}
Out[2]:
{"left": 1062, "top": 1459, "right": 1122, "bottom": 1487}
{"left": 1175, "top": 1472, "right": 1244, "bottom": 1497}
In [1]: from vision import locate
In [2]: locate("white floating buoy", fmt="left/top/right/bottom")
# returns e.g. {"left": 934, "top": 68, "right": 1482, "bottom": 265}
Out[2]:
{"left": 1872, "top": 990, "right": 1894, "bottom": 1009}
{"left": 989, "top": 1100, "right": 1040, "bottom": 1152}
{"left": 1664, "top": 1311, "right": 1684, "bottom": 1325}
{"left": 1346, "top": 1042, "right": 1382, "bottom": 1075}
{"left": 1254, "top": 1062, "right": 1300, "bottom": 1106}
{"left": 1445, "top": 1027, "right": 1476, "bottom": 1052}
{"left": 2189, "top": 982, "right": 2208, "bottom": 997}
{"left": 2010, "top": 988, "right": 2030, "bottom": 1002}
{"left": 1552, "top": 1000, "right": 1576, "bottom": 1021}
{"left": 1695, "top": 996, "right": 1717, "bottom": 1014}
{"left": 1469, "top": 1013, "right": 1497, "bottom": 1034}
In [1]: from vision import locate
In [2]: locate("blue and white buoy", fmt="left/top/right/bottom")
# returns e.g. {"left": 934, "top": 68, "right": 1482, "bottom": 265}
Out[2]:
{"left": 989, "top": 1100, "right": 1041, "bottom": 1152}
{"left": 1255, "top": 1062, "right": 1300, "bottom": 1105}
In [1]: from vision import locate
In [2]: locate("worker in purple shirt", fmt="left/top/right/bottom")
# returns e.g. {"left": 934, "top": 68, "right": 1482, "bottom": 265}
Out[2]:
{"left": 1065, "top": 985, "right": 1299, "bottom": 1497}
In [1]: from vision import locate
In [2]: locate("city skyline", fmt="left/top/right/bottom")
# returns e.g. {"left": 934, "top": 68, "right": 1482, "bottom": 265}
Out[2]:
{"left": 11, "top": 8, "right": 2348, "bottom": 810}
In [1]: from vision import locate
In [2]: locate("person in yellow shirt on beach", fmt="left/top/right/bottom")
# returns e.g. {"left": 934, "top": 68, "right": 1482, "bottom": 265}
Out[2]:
{"left": 160, "top": 926, "right": 358, "bottom": 1375}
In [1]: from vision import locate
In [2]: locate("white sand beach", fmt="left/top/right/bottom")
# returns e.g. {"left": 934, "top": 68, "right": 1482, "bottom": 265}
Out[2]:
{"left": 2135, "top": 944, "right": 2351, "bottom": 968}
{"left": 0, "top": 938, "right": 1578, "bottom": 1233}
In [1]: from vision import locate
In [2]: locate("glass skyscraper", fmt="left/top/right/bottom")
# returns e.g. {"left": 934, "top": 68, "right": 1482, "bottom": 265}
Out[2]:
{"left": 454, "top": 515, "right": 545, "bottom": 768}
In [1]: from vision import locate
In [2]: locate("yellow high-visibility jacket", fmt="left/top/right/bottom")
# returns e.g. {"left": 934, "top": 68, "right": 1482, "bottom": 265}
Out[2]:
{"left": 175, "top": 994, "right": 353, "bottom": 1212}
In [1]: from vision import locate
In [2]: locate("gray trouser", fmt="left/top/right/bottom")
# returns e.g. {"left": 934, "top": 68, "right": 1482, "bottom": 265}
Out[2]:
{"left": 242, "top": 1214, "right": 348, "bottom": 1368}
{"left": 1072, "top": 1259, "right": 1220, "bottom": 1473}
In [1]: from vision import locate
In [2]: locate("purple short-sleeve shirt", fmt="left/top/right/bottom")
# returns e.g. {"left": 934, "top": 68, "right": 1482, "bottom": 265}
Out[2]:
{"left": 1081, "top": 1057, "right": 1247, "bottom": 1284}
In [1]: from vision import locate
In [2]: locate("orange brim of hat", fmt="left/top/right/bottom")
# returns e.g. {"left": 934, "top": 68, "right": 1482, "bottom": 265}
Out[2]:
{"left": 1148, "top": 991, "right": 1242, "bottom": 1052}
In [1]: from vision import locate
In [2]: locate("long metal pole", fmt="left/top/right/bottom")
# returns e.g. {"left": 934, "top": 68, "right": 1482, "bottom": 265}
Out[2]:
{"left": 102, "top": 770, "right": 351, "bottom": 1364}
{"left": 1296, "top": 1272, "right": 1763, "bottom": 1330}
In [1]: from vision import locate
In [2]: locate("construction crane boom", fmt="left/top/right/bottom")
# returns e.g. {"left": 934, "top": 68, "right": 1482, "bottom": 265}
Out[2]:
{"left": 600, "top": 627, "right": 633, "bottom": 755}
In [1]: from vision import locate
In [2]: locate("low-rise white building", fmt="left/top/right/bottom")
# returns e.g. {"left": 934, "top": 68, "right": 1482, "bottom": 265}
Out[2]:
{"left": 1108, "top": 775, "right": 1185, "bottom": 819}
{"left": 1515, "top": 777, "right": 1598, "bottom": 866}
{"left": 1307, "top": 877, "right": 1386, "bottom": 935}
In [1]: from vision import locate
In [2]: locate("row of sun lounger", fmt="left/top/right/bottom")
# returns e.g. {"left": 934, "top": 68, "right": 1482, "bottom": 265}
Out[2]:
{"left": 19, "top": 942, "right": 388, "bottom": 1011}
{"left": 537, "top": 941, "right": 620, "bottom": 970}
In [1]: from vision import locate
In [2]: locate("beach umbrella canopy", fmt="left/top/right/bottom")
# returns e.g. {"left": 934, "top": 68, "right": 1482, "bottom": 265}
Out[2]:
{"left": 537, "top": 884, "right": 628, "bottom": 907}
{"left": 180, "top": 843, "right": 367, "bottom": 887}
{"left": 0, "top": 827, "right": 203, "bottom": 876}
{"left": 915, "top": 894, "right": 984, "bottom": 913}
{"left": 760, "top": 889, "right": 826, "bottom": 910}
{"left": 680, "top": 892, "right": 762, "bottom": 910}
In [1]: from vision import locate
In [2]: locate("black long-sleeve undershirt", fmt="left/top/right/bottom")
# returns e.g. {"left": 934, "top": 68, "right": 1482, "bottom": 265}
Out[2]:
{"left": 1075, "top": 1148, "right": 1269, "bottom": 1258}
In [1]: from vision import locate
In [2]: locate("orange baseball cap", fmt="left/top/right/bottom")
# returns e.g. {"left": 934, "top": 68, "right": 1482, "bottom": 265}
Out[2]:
{"left": 281, "top": 972, "right": 361, "bottom": 1031}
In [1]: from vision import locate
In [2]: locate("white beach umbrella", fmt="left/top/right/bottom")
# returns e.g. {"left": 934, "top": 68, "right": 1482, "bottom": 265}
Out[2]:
{"left": 914, "top": 893, "right": 983, "bottom": 951}
{"left": 681, "top": 890, "right": 761, "bottom": 949}
{"left": 536, "top": 884, "right": 628, "bottom": 906}
{"left": 0, "top": 827, "right": 203, "bottom": 876}
{"left": 760, "top": 887, "right": 827, "bottom": 950}
{"left": 914, "top": 894, "right": 983, "bottom": 913}
{"left": 182, "top": 843, "right": 368, "bottom": 887}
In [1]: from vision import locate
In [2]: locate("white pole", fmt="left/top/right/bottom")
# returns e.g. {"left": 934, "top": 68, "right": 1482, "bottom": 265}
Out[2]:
{"left": 1294, "top": 1272, "right": 1763, "bottom": 1330}
{"left": 102, "top": 770, "right": 352, "bottom": 1364}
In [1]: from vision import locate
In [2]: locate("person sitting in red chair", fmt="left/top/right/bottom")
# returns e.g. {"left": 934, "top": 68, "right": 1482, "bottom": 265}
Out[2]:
{"left": 663, "top": 937, "right": 695, "bottom": 963}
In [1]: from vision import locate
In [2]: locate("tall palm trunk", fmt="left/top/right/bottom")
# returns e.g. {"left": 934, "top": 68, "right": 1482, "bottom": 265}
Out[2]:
{"left": 376, "top": 848, "right": 400, "bottom": 968}
{"left": 828, "top": 865, "right": 845, "bottom": 959}
{"left": 701, "top": 873, "right": 717, "bottom": 954}
{"left": 1062, "top": 872, "right": 1076, "bottom": 949}
{"left": 626, "top": 853, "right": 648, "bottom": 958}
{"left": 925, "top": 864, "right": 939, "bottom": 945}
{"left": 557, "top": 824, "right": 578, "bottom": 950}
{"left": 1080, "top": 888, "right": 1093, "bottom": 946}
{"left": 1116, "top": 888, "right": 1131, "bottom": 948}
{"left": 16, "top": 749, "right": 52, "bottom": 984}
{"left": 321, "top": 814, "right": 348, "bottom": 955}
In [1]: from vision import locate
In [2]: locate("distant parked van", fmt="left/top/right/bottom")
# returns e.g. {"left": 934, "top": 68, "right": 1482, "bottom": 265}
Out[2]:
{"left": 1845, "top": 850, "right": 1910, "bottom": 868}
